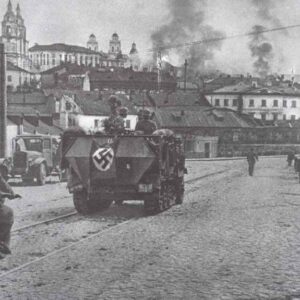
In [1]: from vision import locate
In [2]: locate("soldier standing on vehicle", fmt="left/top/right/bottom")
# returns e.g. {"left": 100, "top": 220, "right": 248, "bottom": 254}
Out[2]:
{"left": 135, "top": 109, "right": 157, "bottom": 134}
{"left": 246, "top": 148, "right": 259, "bottom": 176}
{"left": 0, "top": 174, "right": 20, "bottom": 258}
{"left": 104, "top": 96, "right": 125, "bottom": 134}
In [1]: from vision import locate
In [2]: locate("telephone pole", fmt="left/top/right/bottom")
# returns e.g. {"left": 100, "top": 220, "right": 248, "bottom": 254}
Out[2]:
{"left": 184, "top": 59, "right": 188, "bottom": 92}
{"left": 0, "top": 43, "right": 7, "bottom": 158}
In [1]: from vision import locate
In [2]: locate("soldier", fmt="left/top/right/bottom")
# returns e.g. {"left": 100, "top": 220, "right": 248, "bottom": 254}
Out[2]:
{"left": 246, "top": 148, "right": 259, "bottom": 176}
{"left": 135, "top": 109, "right": 157, "bottom": 134}
{"left": 0, "top": 174, "right": 20, "bottom": 258}
{"left": 104, "top": 96, "right": 125, "bottom": 134}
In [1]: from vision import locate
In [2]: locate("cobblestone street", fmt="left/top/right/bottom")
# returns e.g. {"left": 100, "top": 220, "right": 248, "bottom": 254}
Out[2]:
{"left": 1, "top": 158, "right": 300, "bottom": 299}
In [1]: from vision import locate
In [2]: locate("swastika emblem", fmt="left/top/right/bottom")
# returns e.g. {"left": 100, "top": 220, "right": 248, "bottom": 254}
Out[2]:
{"left": 92, "top": 147, "right": 114, "bottom": 171}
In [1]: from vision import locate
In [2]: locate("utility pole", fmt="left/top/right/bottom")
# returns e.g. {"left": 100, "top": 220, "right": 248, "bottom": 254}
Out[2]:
{"left": 0, "top": 43, "right": 7, "bottom": 158}
{"left": 184, "top": 59, "right": 188, "bottom": 92}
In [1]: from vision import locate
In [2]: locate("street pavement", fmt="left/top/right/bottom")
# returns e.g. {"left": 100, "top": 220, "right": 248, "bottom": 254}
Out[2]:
{"left": 0, "top": 158, "right": 300, "bottom": 300}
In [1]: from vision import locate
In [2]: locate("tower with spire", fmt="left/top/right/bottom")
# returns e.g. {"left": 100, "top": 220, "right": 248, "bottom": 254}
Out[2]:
{"left": 87, "top": 33, "right": 98, "bottom": 52}
{"left": 129, "top": 42, "right": 140, "bottom": 70}
{"left": 0, "top": 0, "right": 29, "bottom": 69}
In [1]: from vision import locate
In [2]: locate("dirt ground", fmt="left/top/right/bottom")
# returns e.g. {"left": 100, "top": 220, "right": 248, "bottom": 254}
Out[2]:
{"left": 0, "top": 158, "right": 300, "bottom": 300}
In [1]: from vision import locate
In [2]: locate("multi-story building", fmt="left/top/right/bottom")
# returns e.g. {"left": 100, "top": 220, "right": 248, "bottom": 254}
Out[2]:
{"left": 0, "top": 0, "right": 30, "bottom": 70}
{"left": 205, "top": 82, "right": 300, "bottom": 121}
{"left": 29, "top": 33, "right": 130, "bottom": 72}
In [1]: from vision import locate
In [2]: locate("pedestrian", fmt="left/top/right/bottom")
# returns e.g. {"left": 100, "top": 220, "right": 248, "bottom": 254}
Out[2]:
{"left": 0, "top": 174, "right": 20, "bottom": 259}
{"left": 246, "top": 148, "right": 258, "bottom": 176}
{"left": 287, "top": 150, "right": 295, "bottom": 167}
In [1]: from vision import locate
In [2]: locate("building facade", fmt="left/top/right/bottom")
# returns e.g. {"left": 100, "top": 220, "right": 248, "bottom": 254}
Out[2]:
{"left": 0, "top": 0, "right": 30, "bottom": 70}
{"left": 205, "top": 83, "right": 300, "bottom": 121}
{"left": 29, "top": 33, "right": 129, "bottom": 72}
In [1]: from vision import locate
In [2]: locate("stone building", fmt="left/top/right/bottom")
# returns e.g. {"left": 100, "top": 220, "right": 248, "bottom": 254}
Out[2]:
{"left": 205, "top": 82, "right": 300, "bottom": 122}
{"left": 0, "top": 0, "right": 30, "bottom": 70}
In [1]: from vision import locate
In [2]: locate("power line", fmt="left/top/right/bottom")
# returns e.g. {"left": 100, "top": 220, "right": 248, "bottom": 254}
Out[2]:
{"left": 148, "top": 24, "right": 300, "bottom": 52}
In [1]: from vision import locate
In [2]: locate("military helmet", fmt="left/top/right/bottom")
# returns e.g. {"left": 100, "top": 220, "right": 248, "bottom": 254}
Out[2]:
{"left": 143, "top": 109, "right": 151, "bottom": 119}
{"left": 119, "top": 106, "right": 128, "bottom": 117}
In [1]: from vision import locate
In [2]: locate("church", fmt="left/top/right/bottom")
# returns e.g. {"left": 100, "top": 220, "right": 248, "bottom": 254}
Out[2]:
{"left": 0, "top": 0, "right": 30, "bottom": 70}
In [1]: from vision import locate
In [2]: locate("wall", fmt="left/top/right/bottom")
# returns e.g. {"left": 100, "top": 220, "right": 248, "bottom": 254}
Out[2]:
{"left": 6, "top": 69, "right": 31, "bottom": 91}
{"left": 76, "top": 114, "right": 138, "bottom": 132}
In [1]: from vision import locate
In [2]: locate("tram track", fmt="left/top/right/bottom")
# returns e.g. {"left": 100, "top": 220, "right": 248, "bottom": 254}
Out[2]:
{"left": 0, "top": 167, "right": 232, "bottom": 278}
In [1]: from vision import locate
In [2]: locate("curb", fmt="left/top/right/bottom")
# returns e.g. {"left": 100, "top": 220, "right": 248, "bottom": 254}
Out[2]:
{"left": 186, "top": 155, "right": 284, "bottom": 162}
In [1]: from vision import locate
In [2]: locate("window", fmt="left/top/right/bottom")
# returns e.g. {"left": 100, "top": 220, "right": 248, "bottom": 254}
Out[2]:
{"left": 224, "top": 99, "right": 229, "bottom": 106}
{"left": 283, "top": 114, "right": 286, "bottom": 120}
{"left": 65, "top": 102, "right": 71, "bottom": 111}
{"left": 291, "top": 115, "right": 296, "bottom": 120}
{"left": 85, "top": 56, "right": 88, "bottom": 65}
{"left": 7, "top": 75, "right": 12, "bottom": 82}
{"left": 215, "top": 99, "right": 220, "bottom": 106}
{"left": 261, "top": 99, "right": 266, "bottom": 107}
{"left": 59, "top": 54, "right": 63, "bottom": 63}
{"left": 292, "top": 101, "right": 297, "bottom": 108}
{"left": 43, "top": 139, "right": 51, "bottom": 149}
{"left": 273, "top": 113, "right": 278, "bottom": 121}
{"left": 232, "top": 99, "right": 237, "bottom": 107}
{"left": 64, "top": 54, "right": 67, "bottom": 62}
{"left": 94, "top": 119, "right": 99, "bottom": 128}
{"left": 249, "top": 99, "right": 254, "bottom": 107}
{"left": 261, "top": 113, "right": 266, "bottom": 120}
{"left": 283, "top": 100, "right": 287, "bottom": 107}
{"left": 273, "top": 100, "right": 278, "bottom": 107}
{"left": 233, "top": 132, "right": 239, "bottom": 142}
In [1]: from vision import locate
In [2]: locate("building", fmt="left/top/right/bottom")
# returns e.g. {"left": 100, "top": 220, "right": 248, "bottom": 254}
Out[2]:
{"left": 29, "top": 33, "right": 129, "bottom": 72}
{"left": 40, "top": 63, "right": 177, "bottom": 92}
{"left": 205, "top": 82, "right": 300, "bottom": 122}
{"left": 0, "top": 0, "right": 30, "bottom": 70}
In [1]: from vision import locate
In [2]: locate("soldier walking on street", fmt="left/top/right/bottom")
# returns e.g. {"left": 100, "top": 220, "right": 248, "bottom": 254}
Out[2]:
{"left": 246, "top": 148, "right": 259, "bottom": 176}
{"left": 0, "top": 174, "right": 20, "bottom": 259}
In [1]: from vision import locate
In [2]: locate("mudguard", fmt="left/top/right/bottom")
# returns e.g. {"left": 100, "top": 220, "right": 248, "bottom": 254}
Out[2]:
{"left": 31, "top": 157, "right": 47, "bottom": 170}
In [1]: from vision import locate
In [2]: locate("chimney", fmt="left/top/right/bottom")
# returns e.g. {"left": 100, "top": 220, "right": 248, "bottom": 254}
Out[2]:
{"left": 0, "top": 43, "right": 7, "bottom": 157}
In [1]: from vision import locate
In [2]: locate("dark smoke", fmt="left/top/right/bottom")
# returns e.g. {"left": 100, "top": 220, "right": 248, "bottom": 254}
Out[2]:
{"left": 151, "top": 0, "right": 225, "bottom": 75}
{"left": 249, "top": 25, "right": 273, "bottom": 78}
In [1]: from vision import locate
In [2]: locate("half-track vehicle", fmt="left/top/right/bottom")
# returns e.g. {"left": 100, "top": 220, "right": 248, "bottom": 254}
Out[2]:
{"left": 8, "top": 134, "right": 61, "bottom": 185}
{"left": 61, "top": 131, "right": 186, "bottom": 214}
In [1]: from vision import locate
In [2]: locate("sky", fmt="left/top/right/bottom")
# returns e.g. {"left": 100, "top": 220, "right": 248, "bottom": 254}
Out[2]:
{"left": 1, "top": 0, "right": 300, "bottom": 75}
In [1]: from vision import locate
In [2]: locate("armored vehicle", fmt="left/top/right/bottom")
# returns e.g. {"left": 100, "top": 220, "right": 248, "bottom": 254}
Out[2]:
{"left": 61, "top": 131, "right": 186, "bottom": 214}
{"left": 9, "top": 134, "right": 61, "bottom": 185}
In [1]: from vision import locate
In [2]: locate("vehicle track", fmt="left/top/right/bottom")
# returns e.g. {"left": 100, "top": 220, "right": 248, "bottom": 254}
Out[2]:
{"left": 12, "top": 212, "right": 78, "bottom": 233}
{"left": 0, "top": 168, "right": 231, "bottom": 278}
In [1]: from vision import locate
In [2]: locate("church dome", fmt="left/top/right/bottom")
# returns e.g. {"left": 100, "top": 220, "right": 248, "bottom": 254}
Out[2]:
{"left": 89, "top": 33, "right": 96, "bottom": 38}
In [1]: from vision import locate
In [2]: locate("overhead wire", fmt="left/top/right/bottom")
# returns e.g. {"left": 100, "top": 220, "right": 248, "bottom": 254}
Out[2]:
{"left": 147, "top": 24, "right": 300, "bottom": 53}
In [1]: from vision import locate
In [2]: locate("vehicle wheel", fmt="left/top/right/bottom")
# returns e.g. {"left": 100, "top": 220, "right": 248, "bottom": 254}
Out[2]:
{"left": 73, "top": 189, "right": 91, "bottom": 214}
{"left": 89, "top": 195, "right": 113, "bottom": 212}
{"left": 36, "top": 163, "right": 47, "bottom": 185}
{"left": 0, "top": 167, "right": 9, "bottom": 181}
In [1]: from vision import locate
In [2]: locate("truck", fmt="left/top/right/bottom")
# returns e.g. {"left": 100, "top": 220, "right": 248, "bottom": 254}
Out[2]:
{"left": 61, "top": 131, "right": 186, "bottom": 214}
{"left": 0, "top": 134, "right": 61, "bottom": 185}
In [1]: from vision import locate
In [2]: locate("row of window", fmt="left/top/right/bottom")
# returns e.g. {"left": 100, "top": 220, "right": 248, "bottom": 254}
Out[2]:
{"left": 30, "top": 53, "right": 124, "bottom": 68}
{"left": 249, "top": 113, "right": 296, "bottom": 121}
{"left": 214, "top": 98, "right": 298, "bottom": 108}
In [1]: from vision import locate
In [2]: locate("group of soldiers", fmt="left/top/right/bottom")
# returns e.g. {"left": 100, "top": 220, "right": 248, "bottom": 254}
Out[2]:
{"left": 103, "top": 96, "right": 157, "bottom": 135}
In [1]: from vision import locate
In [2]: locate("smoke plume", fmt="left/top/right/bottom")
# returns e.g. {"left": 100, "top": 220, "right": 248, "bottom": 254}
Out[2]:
{"left": 151, "top": 0, "right": 225, "bottom": 76}
{"left": 250, "top": 0, "right": 285, "bottom": 77}
{"left": 249, "top": 25, "right": 273, "bottom": 78}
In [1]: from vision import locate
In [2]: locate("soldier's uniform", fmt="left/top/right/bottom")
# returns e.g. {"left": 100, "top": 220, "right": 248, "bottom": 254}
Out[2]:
{"left": 0, "top": 174, "right": 15, "bottom": 256}
{"left": 135, "top": 110, "right": 157, "bottom": 134}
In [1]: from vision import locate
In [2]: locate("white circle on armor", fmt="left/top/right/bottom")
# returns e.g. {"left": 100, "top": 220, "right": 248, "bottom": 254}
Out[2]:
{"left": 92, "top": 147, "right": 114, "bottom": 171}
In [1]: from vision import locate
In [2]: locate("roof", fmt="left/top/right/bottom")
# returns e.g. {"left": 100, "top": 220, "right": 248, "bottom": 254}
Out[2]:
{"left": 206, "top": 82, "right": 300, "bottom": 96}
{"left": 29, "top": 43, "right": 100, "bottom": 55}
{"left": 43, "top": 89, "right": 137, "bottom": 116}
{"left": 149, "top": 91, "right": 209, "bottom": 107}
{"left": 154, "top": 107, "right": 255, "bottom": 129}
{"left": 7, "top": 92, "right": 55, "bottom": 115}
{"left": 7, "top": 61, "right": 32, "bottom": 74}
